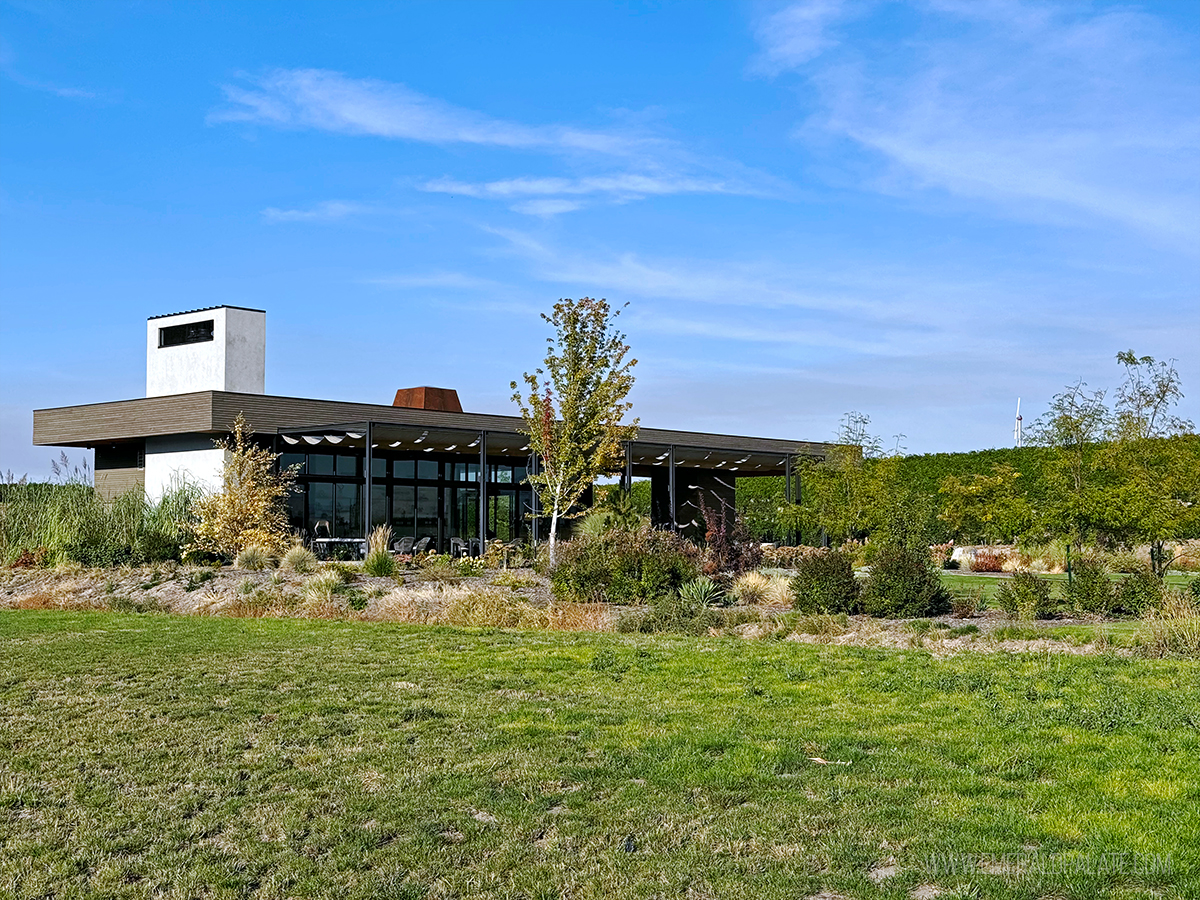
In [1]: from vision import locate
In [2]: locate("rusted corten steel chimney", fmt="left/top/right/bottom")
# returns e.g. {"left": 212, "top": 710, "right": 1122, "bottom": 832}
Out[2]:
{"left": 392, "top": 386, "right": 463, "bottom": 413}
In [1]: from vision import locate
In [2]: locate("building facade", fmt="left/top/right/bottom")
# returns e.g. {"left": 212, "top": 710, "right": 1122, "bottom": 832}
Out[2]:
{"left": 33, "top": 307, "right": 834, "bottom": 551}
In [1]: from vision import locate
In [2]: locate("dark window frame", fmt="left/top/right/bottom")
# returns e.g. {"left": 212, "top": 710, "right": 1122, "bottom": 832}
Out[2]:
{"left": 159, "top": 319, "right": 215, "bottom": 348}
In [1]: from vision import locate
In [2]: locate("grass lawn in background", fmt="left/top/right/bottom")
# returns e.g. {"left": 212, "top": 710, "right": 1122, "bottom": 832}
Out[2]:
{"left": 2, "top": 611, "right": 1198, "bottom": 899}
{"left": 939, "top": 570, "right": 1195, "bottom": 601}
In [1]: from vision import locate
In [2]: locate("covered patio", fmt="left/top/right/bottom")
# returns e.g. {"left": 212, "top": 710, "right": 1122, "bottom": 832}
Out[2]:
{"left": 273, "top": 420, "right": 823, "bottom": 553}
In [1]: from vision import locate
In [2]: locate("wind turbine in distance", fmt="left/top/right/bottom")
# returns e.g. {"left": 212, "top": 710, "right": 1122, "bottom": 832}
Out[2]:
{"left": 1014, "top": 398, "right": 1023, "bottom": 448}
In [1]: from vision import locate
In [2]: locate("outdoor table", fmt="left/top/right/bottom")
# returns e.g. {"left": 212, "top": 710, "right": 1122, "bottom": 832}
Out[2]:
{"left": 312, "top": 538, "right": 367, "bottom": 560}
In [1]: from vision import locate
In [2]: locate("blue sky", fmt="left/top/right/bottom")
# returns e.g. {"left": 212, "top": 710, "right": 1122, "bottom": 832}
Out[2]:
{"left": 2, "top": 0, "right": 1197, "bottom": 479}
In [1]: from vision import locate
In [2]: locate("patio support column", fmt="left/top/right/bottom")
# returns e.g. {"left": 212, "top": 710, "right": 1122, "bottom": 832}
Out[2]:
{"left": 785, "top": 454, "right": 792, "bottom": 504}
{"left": 363, "top": 422, "right": 373, "bottom": 541}
{"left": 478, "top": 431, "right": 488, "bottom": 550}
{"left": 668, "top": 445, "right": 676, "bottom": 531}
{"left": 624, "top": 442, "right": 633, "bottom": 492}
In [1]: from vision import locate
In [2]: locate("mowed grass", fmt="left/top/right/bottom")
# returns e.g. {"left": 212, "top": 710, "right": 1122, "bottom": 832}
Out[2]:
{"left": 2, "top": 612, "right": 1198, "bottom": 900}
{"left": 940, "top": 571, "right": 1197, "bottom": 601}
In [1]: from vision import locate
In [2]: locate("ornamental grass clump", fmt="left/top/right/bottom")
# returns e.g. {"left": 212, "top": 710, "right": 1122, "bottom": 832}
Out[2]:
{"left": 0, "top": 471, "right": 200, "bottom": 567}
{"left": 234, "top": 545, "right": 273, "bottom": 571}
{"left": 1137, "top": 589, "right": 1200, "bottom": 657}
{"left": 281, "top": 544, "right": 318, "bottom": 574}
{"left": 362, "top": 527, "right": 397, "bottom": 577}
{"left": 191, "top": 415, "right": 298, "bottom": 559}
{"left": 732, "top": 571, "right": 771, "bottom": 605}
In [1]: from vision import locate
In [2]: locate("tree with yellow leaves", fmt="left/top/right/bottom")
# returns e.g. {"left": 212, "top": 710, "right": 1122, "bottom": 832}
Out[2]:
{"left": 191, "top": 414, "right": 297, "bottom": 558}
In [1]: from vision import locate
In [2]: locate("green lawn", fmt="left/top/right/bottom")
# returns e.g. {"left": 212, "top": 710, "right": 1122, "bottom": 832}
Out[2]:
{"left": 2, "top": 611, "right": 1198, "bottom": 900}
{"left": 940, "top": 570, "right": 1196, "bottom": 601}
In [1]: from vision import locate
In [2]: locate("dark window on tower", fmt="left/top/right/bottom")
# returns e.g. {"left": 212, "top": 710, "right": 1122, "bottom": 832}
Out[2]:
{"left": 159, "top": 320, "right": 214, "bottom": 348}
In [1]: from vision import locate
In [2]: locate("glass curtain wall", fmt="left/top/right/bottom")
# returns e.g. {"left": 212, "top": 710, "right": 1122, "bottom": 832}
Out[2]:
{"left": 283, "top": 450, "right": 534, "bottom": 551}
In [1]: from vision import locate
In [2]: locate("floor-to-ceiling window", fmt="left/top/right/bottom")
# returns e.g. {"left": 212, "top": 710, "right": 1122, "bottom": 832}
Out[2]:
{"left": 284, "top": 448, "right": 535, "bottom": 551}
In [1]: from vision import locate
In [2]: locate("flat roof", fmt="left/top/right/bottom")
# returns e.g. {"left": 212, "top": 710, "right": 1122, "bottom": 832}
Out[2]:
{"left": 33, "top": 390, "right": 837, "bottom": 472}
{"left": 147, "top": 305, "right": 266, "bottom": 320}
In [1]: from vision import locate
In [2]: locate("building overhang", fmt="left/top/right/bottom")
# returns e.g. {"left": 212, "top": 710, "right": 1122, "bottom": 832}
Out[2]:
{"left": 34, "top": 390, "right": 836, "bottom": 475}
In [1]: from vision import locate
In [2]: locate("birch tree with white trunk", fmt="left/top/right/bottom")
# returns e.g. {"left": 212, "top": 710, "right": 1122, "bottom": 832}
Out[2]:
{"left": 511, "top": 297, "right": 638, "bottom": 561}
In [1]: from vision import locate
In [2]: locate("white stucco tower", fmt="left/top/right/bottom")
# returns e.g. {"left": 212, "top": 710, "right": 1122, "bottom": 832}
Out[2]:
{"left": 142, "top": 306, "right": 266, "bottom": 499}
{"left": 146, "top": 306, "right": 265, "bottom": 397}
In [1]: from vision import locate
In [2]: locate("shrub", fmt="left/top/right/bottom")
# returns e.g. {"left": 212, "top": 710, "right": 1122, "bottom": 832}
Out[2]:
{"left": 1114, "top": 568, "right": 1162, "bottom": 617}
{"left": 1109, "top": 549, "right": 1145, "bottom": 574}
{"left": 994, "top": 571, "right": 1053, "bottom": 621}
{"left": 363, "top": 549, "right": 397, "bottom": 578}
{"left": 418, "top": 553, "right": 461, "bottom": 585}
{"left": 192, "top": 414, "right": 297, "bottom": 558}
{"left": 950, "top": 587, "right": 985, "bottom": 618}
{"left": 491, "top": 570, "right": 538, "bottom": 589}
{"left": 678, "top": 577, "right": 724, "bottom": 612}
{"left": 234, "top": 545, "right": 273, "bottom": 571}
{"left": 859, "top": 544, "right": 952, "bottom": 618}
{"left": 732, "top": 571, "right": 771, "bottom": 605}
{"left": 1065, "top": 557, "right": 1114, "bottom": 615}
{"left": 455, "top": 556, "right": 486, "bottom": 577}
{"left": 790, "top": 549, "right": 859, "bottom": 614}
{"left": 281, "top": 544, "right": 318, "bottom": 574}
{"left": 550, "top": 525, "right": 701, "bottom": 605}
{"left": 969, "top": 549, "right": 1009, "bottom": 573}
{"left": 698, "top": 499, "right": 762, "bottom": 577}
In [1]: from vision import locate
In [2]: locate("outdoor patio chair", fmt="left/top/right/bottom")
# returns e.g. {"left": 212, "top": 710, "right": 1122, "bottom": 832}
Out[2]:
{"left": 449, "top": 537, "right": 465, "bottom": 557}
{"left": 413, "top": 537, "right": 432, "bottom": 554}
{"left": 393, "top": 536, "right": 414, "bottom": 555}
{"left": 313, "top": 520, "right": 332, "bottom": 540}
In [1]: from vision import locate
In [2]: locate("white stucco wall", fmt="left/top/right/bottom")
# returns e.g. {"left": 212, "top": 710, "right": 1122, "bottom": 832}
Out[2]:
{"left": 146, "top": 307, "right": 265, "bottom": 397}
{"left": 222, "top": 307, "right": 266, "bottom": 394}
{"left": 144, "top": 436, "right": 226, "bottom": 500}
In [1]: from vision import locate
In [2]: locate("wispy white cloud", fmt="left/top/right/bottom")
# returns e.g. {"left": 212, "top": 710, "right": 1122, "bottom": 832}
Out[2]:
{"left": 423, "top": 172, "right": 760, "bottom": 215}
{"left": 260, "top": 200, "right": 378, "bottom": 223}
{"left": 756, "top": 1, "right": 1200, "bottom": 248}
{"left": 509, "top": 199, "right": 585, "bottom": 217}
{"left": 423, "top": 173, "right": 746, "bottom": 200}
{"left": 0, "top": 42, "right": 97, "bottom": 99}
{"left": 751, "top": 0, "right": 858, "bottom": 74}
{"left": 214, "top": 68, "right": 792, "bottom": 215}
{"left": 210, "top": 68, "right": 660, "bottom": 157}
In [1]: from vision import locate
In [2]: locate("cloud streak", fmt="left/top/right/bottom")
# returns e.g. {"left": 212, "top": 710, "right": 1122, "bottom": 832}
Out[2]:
{"left": 210, "top": 68, "right": 672, "bottom": 157}
{"left": 260, "top": 200, "right": 379, "bottom": 223}
{"left": 214, "top": 68, "right": 791, "bottom": 215}
{"left": 756, "top": 0, "right": 1200, "bottom": 247}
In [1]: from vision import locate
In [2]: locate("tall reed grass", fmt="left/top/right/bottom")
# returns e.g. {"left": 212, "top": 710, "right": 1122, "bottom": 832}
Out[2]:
{"left": 0, "top": 479, "right": 202, "bottom": 566}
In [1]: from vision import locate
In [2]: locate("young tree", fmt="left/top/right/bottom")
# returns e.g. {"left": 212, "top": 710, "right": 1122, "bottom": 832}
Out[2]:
{"left": 938, "top": 464, "right": 1033, "bottom": 544}
{"left": 192, "top": 414, "right": 298, "bottom": 558}
{"left": 511, "top": 298, "right": 638, "bottom": 559}
{"left": 1113, "top": 350, "right": 1193, "bottom": 440}
{"left": 1030, "top": 380, "right": 1112, "bottom": 548}
{"left": 1106, "top": 352, "right": 1197, "bottom": 575}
